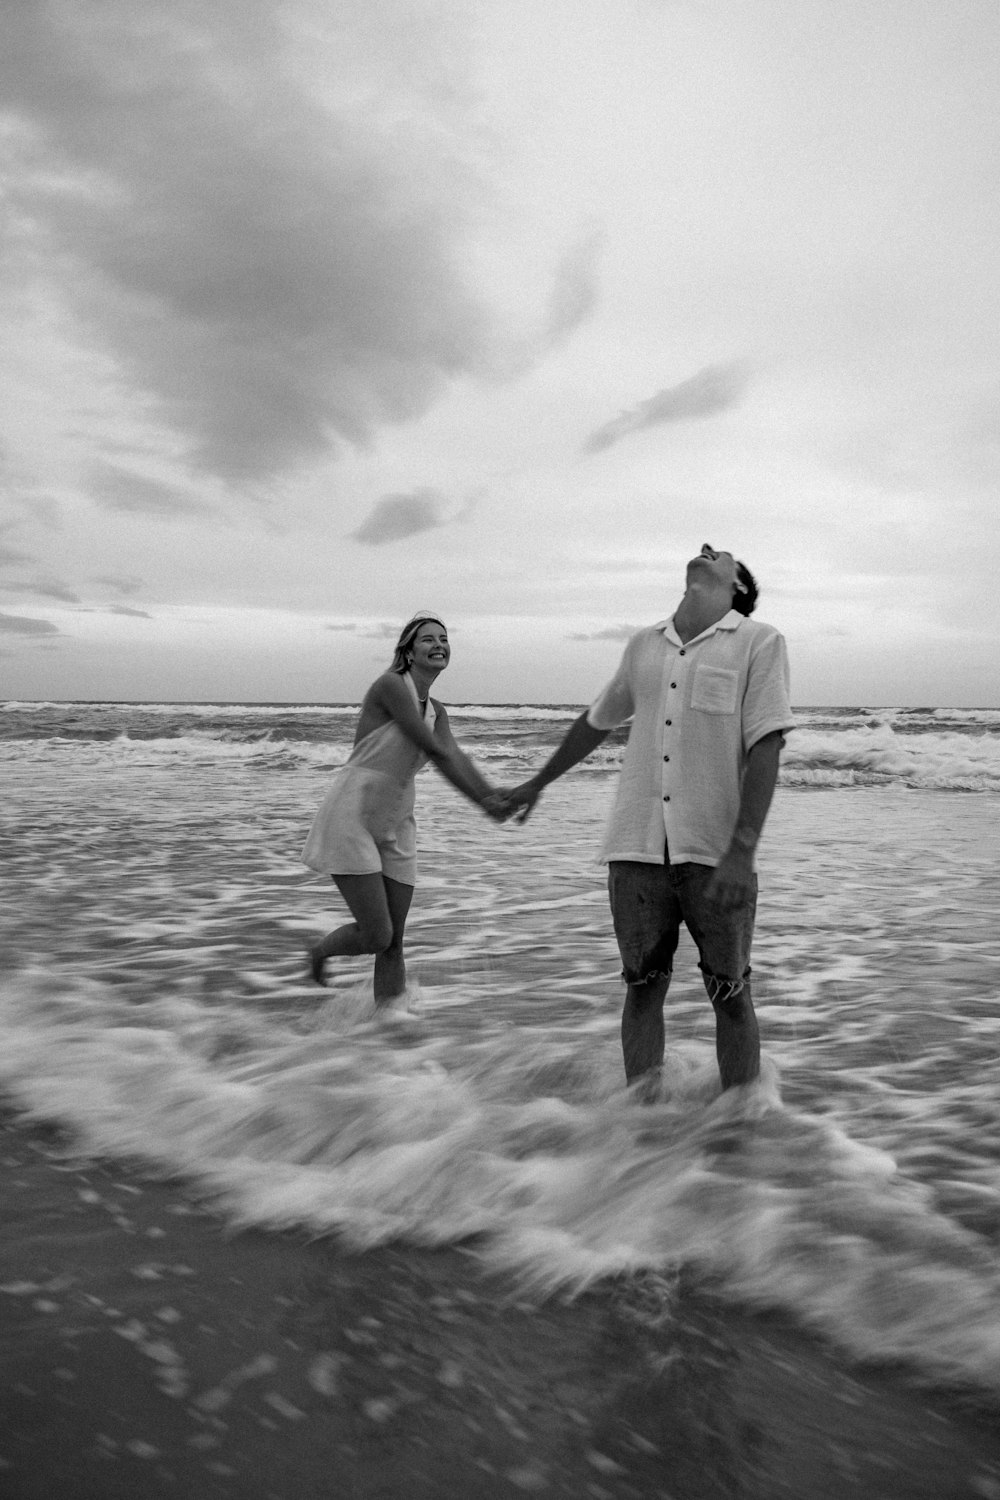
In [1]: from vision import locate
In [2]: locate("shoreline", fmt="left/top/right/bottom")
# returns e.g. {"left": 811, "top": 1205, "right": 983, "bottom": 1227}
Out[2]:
{"left": 3, "top": 1112, "right": 1000, "bottom": 1499}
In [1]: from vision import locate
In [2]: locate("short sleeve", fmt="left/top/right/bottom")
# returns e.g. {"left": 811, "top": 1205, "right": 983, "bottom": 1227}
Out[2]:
{"left": 586, "top": 639, "right": 636, "bottom": 731}
{"left": 742, "top": 629, "right": 795, "bottom": 750}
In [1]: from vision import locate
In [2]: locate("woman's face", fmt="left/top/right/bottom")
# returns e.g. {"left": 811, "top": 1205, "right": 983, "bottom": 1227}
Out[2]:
{"left": 410, "top": 622, "right": 450, "bottom": 673}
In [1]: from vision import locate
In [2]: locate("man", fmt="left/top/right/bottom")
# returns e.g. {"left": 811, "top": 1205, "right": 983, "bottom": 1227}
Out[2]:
{"left": 504, "top": 544, "right": 794, "bottom": 1095}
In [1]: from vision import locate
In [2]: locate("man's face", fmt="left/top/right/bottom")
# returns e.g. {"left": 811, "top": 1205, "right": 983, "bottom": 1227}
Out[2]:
{"left": 688, "top": 543, "right": 741, "bottom": 597}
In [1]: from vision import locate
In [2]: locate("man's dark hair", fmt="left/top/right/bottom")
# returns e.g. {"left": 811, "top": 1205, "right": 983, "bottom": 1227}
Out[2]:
{"left": 733, "top": 561, "right": 758, "bottom": 616}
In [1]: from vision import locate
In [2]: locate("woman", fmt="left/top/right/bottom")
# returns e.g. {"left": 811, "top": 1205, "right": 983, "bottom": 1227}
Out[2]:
{"left": 303, "top": 611, "right": 503, "bottom": 1002}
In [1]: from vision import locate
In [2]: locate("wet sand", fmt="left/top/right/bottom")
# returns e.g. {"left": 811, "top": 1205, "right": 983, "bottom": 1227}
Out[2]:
{"left": 3, "top": 1113, "right": 1000, "bottom": 1500}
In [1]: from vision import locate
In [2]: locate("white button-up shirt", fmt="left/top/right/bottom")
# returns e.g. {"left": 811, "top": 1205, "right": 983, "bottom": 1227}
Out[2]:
{"left": 586, "top": 610, "right": 795, "bottom": 867}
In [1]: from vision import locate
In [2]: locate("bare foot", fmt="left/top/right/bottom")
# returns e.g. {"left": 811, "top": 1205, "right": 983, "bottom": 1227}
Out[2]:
{"left": 628, "top": 1067, "right": 663, "bottom": 1106}
{"left": 308, "top": 945, "right": 326, "bottom": 986}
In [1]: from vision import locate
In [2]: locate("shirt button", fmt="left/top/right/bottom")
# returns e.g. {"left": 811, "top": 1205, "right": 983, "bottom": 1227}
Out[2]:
{"left": 670, "top": 682, "right": 677, "bottom": 689}
{"left": 665, "top": 719, "right": 672, "bottom": 726}
{"left": 679, "top": 649, "right": 686, "bottom": 656}
{"left": 663, "top": 794, "right": 670, "bottom": 801}
{"left": 663, "top": 754, "right": 669, "bottom": 762}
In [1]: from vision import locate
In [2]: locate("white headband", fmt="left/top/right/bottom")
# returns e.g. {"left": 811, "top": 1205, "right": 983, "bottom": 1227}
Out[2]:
{"left": 403, "top": 611, "right": 446, "bottom": 629}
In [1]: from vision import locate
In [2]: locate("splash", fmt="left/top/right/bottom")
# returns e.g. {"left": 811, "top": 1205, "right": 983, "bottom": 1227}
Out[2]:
{"left": 2, "top": 972, "right": 999, "bottom": 1396}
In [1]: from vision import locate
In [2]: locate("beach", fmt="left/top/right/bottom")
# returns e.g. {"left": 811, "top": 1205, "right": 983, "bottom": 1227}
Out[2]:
{"left": 5, "top": 1115, "right": 1000, "bottom": 1500}
{"left": 2, "top": 701, "right": 1000, "bottom": 1496}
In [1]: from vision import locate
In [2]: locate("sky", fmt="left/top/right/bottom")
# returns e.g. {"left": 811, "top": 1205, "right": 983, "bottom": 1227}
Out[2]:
{"left": 2, "top": 0, "right": 999, "bottom": 707}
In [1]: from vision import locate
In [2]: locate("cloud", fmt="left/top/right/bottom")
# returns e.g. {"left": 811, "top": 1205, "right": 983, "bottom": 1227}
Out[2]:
{"left": 324, "top": 622, "right": 358, "bottom": 632}
{"left": 0, "top": 2, "right": 501, "bottom": 487}
{"left": 585, "top": 556, "right": 675, "bottom": 574}
{"left": 583, "top": 362, "right": 751, "bottom": 454}
{"left": 93, "top": 573, "right": 144, "bottom": 596}
{"left": 540, "top": 230, "right": 602, "bottom": 353}
{"left": 0, "top": 611, "right": 59, "bottom": 636}
{"left": 0, "top": 543, "right": 34, "bottom": 567}
{"left": 87, "top": 464, "right": 210, "bottom": 516}
{"left": 351, "top": 489, "right": 451, "bottom": 546}
{"left": 0, "top": 574, "right": 80, "bottom": 603}
{"left": 20, "top": 578, "right": 80, "bottom": 604}
{"left": 73, "top": 601, "right": 151, "bottom": 617}
{"left": 569, "top": 624, "right": 641, "bottom": 641}
{"left": 365, "top": 621, "right": 408, "bottom": 639}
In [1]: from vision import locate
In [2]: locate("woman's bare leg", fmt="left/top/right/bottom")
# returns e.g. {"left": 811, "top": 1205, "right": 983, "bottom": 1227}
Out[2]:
{"left": 373, "top": 876, "right": 414, "bottom": 1005}
{"left": 309, "top": 873, "right": 393, "bottom": 985}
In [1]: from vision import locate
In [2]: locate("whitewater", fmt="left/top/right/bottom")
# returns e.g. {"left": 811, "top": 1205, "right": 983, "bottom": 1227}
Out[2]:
{"left": 1, "top": 700, "right": 999, "bottom": 1398}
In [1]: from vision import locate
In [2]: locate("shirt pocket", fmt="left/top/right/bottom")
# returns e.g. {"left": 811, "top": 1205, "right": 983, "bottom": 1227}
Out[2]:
{"left": 690, "top": 665, "right": 738, "bottom": 714}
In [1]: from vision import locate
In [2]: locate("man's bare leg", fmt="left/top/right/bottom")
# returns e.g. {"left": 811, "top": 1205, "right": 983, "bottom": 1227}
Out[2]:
{"left": 621, "top": 973, "right": 671, "bottom": 1087}
{"left": 708, "top": 976, "right": 760, "bottom": 1090}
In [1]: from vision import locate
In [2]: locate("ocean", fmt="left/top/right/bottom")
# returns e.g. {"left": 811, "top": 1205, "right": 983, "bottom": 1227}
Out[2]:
{"left": 2, "top": 700, "right": 999, "bottom": 1399}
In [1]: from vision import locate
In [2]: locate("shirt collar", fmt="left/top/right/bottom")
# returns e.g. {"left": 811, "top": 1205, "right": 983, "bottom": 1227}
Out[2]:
{"left": 657, "top": 608, "right": 743, "bottom": 645}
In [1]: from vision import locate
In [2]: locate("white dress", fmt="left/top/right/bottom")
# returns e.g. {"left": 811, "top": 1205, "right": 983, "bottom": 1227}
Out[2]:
{"left": 302, "top": 674, "right": 436, "bottom": 884}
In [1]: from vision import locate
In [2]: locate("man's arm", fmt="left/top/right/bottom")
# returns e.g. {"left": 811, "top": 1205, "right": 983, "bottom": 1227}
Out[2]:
{"left": 705, "top": 730, "right": 784, "bottom": 908}
{"left": 503, "top": 712, "right": 610, "bottom": 823}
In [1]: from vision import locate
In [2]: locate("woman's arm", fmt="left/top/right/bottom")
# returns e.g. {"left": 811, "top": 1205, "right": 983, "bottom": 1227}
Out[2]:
{"left": 429, "top": 704, "right": 501, "bottom": 810}
{"left": 367, "top": 676, "right": 496, "bottom": 809}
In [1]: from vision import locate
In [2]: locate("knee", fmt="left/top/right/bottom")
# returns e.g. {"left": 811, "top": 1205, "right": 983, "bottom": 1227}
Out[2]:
{"left": 357, "top": 919, "right": 394, "bottom": 954}
{"left": 623, "top": 966, "right": 671, "bottom": 1007}
{"left": 703, "top": 969, "right": 751, "bottom": 1018}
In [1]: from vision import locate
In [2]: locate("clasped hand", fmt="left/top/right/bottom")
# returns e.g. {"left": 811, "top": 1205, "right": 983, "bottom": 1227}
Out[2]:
{"left": 481, "top": 780, "right": 541, "bottom": 824}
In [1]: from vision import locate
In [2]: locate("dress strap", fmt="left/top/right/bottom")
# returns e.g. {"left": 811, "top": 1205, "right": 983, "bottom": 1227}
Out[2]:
{"left": 403, "top": 671, "right": 429, "bottom": 719}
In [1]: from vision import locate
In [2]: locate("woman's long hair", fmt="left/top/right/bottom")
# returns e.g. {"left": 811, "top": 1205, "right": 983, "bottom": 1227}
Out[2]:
{"left": 389, "top": 614, "right": 447, "bottom": 674}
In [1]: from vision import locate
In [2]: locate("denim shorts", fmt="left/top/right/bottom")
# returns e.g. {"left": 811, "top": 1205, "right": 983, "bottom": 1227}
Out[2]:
{"left": 607, "top": 855, "right": 756, "bottom": 991}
